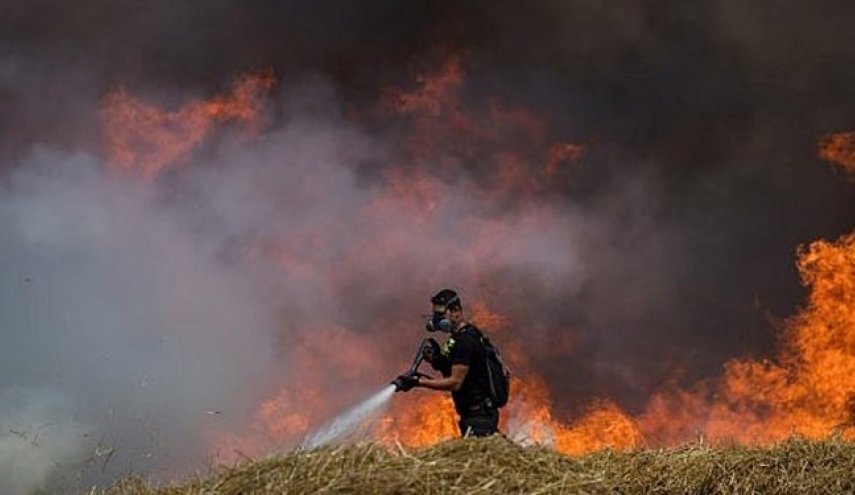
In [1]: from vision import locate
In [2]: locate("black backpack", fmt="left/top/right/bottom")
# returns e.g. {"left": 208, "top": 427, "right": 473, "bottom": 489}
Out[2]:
{"left": 468, "top": 326, "right": 511, "bottom": 408}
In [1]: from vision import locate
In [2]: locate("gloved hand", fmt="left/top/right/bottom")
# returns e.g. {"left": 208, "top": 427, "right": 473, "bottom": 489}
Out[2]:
{"left": 422, "top": 338, "right": 450, "bottom": 375}
{"left": 392, "top": 373, "right": 419, "bottom": 392}
{"left": 421, "top": 338, "right": 441, "bottom": 363}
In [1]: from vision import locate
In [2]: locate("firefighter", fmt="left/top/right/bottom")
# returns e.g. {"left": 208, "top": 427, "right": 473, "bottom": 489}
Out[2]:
{"left": 395, "top": 289, "right": 500, "bottom": 437}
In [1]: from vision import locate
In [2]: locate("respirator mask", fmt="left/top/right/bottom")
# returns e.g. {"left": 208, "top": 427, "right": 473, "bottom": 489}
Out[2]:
{"left": 424, "top": 295, "right": 459, "bottom": 333}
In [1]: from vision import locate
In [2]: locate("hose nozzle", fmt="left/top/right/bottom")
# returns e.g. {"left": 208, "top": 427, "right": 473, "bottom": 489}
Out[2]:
{"left": 391, "top": 338, "right": 432, "bottom": 392}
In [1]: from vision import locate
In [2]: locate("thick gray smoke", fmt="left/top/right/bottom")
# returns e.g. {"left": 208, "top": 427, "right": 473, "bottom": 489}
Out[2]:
{"left": 3, "top": 1, "right": 854, "bottom": 385}
{"left": 0, "top": 388, "right": 90, "bottom": 494}
{"left": 0, "top": 77, "right": 672, "bottom": 491}
{"left": 0, "top": 147, "right": 277, "bottom": 490}
{"left": 3, "top": 1, "right": 855, "bottom": 491}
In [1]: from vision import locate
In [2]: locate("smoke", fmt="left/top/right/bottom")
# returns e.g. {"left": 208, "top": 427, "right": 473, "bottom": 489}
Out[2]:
{"left": 0, "top": 70, "right": 673, "bottom": 488}
{"left": 0, "top": 147, "right": 277, "bottom": 489}
{"left": 3, "top": 1, "right": 854, "bottom": 376}
{"left": 2, "top": 0, "right": 855, "bottom": 490}
{"left": 0, "top": 388, "right": 90, "bottom": 494}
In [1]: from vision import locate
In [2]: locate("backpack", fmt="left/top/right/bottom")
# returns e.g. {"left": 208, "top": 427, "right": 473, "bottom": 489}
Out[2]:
{"left": 468, "top": 325, "right": 511, "bottom": 408}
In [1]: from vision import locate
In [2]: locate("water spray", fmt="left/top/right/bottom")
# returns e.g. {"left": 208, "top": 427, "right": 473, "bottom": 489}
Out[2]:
{"left": 301, "top": 339, "right": 433, "bottom": 448}
{"left": 301, "top": 384, "right": 397, "bottom": 449}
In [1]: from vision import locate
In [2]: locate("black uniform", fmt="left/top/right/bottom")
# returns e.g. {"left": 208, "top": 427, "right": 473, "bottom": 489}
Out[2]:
{"left": 432, "top": 324, "right": 499, "bottom": 437}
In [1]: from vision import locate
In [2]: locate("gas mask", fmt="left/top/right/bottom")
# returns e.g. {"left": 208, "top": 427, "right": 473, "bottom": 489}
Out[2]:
{"left": 424, "top": 295, "right": 459, "bottom": 333}
{"left": 425, "top": 311, "right": 453, "bottom": 333}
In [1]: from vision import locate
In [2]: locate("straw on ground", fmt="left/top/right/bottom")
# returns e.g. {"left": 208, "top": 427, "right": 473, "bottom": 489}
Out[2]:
{"left": 100, "top": 435, "right": 855, "bottom": 494}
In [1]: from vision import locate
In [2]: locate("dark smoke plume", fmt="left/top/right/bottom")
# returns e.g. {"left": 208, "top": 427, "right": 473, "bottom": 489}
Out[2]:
{"left": 2, "top": 1, "right": 855, "bottom": 491}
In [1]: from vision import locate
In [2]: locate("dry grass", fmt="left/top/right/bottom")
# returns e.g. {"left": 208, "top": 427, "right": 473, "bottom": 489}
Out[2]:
{"left": 98, "top": 436, "right": 855, "bottom": 494}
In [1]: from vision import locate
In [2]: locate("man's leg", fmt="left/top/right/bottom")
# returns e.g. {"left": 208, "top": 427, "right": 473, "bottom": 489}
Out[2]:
{"left": 458, "top": 409, "right": 499, "bottom": 437}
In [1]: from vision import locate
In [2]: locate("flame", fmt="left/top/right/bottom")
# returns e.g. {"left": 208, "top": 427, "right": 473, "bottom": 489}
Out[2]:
{"left": 383, "top": 55, "right": 464, "bottom": 118}
{"left": 713, "top": 232, "right": 855, "bottom": 440}
{"left": 374, "top": 298, "right": 632, "bottom": 454}
{"left": 625, "top": 133, "right": 855, "bottom": 445}
{"left": 214, "top": 227, "right": 855, "bottom": 460}
{"left": 545, "top": 142, "right": 585, "bottom": 177}
{"left": 505, "top": 376, "right": 640, "bottom": 454}
{"left": 100, "top": 70, "right": 274, "bottom": 178}
{"left": 348, "top": 300, "right": 524, "bottom": 449}
{"left": 374, "top": 375, "right": 640, "bottom": 456}
{"left": 259, "top": 387, "right": 322, "bottom": 438}
{"left": 636, "top": 231, "right": 855, "bottom": 445}
{"left": 367, "top": 78, "right": 855, "bottom": 450}
{"left": 469, "top": 301, "right": 511, "bottom": 334}
{"left": 98, "top": 59, "right": 855, "bottom": 460}
{"left": 819, "top": 130, "right": 855, "bottom": 176}
{"left": 377, "top": 394, "right": 459, "bottom": 447}
{"left": 381, "top": 56, "right": 585, "bottom": 198}
{"left": 93, "top": 61, "right": 625, "bottom": 457}
{"left": 245, "top": 325, "right": 388, "bottom": 452}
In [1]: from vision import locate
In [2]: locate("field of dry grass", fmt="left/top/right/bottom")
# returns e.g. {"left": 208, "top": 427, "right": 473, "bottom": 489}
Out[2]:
{"left": 99, "top": 436, "right": 855, "bottom": 494}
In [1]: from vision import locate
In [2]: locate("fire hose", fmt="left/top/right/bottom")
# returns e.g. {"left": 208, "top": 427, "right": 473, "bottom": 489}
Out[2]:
{"left": 391, "top": 338, "right": 438, "bottom": 392}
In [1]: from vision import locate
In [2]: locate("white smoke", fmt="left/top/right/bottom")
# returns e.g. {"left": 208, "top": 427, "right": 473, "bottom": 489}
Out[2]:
{"left": 0, "top": 388, "right": 91, "bottom": 494}
{"left": 0, "top": 80, "right": 672, "bottom": 492}
{"left": 0, "top": 147, "right": 278, "bottom": 491}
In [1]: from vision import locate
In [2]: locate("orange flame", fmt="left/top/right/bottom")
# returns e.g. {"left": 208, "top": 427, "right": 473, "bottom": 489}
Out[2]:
{"left": 377, "top": 394, "right": 459, "bottom": 447}
{"left": 363, "top": 116, "right": 855, "bottom": 452}
{"left": 100, "top": 70, "right": 274, "bottom": 178}
{"left": 101, "top": 62, "right": 855, "bottom": 459}
{"left": 545, "top": 142, "right": 585, "bottom": 177}
{"left": 381, "top": 56, "right": 585, "bottom": 197}
{"left": 376, "top": 296, "right": 637, "bottom": 455}
{"left": 505, "top": 376, "right": 640, "bottom": 455}
{"left": 374, "top": 375, "right": 640, "bottom": 456}
{"left": 819, "top": 131, "right": 855, "bottom": 176}
{"left": 196, "top": 61, "right": 634, "bottom": 457}
{"left": 715, "top": 232, "right": 855, "bottom": 440}
{"left": 636, "top": 231, "right": 855, "bottom": 445}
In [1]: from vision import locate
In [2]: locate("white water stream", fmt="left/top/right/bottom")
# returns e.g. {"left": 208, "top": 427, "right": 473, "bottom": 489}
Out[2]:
{"left": 301, "top": 385, "right": 397, "bottom": 449}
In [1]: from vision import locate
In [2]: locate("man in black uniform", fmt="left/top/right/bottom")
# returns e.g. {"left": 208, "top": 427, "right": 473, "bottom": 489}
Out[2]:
{"left": 397, "top": 289, "right": 499, "bottom": 437}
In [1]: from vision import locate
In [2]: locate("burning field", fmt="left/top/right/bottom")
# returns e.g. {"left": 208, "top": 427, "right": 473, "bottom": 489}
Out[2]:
{"left": 3, "top": 2, "right": 855, "bottom": 493}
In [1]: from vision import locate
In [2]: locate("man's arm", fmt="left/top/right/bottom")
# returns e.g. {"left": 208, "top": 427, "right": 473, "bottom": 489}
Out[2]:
{"left": 418, "top": 364, "right": 468, "bottom": 392}
{"left": 423, "top": 338, "right": 452, "bottom": 376}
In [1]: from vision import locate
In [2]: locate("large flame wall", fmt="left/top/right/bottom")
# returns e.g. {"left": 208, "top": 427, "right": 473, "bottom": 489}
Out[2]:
{"left": 95, "top": 62, "right": 855, "bottom": 459}
{"left": 4, "top": 3, "right": 855, "bottom": 491}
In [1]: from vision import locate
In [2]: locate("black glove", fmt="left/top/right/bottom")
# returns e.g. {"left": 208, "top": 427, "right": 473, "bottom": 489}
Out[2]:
{"left": 422, "top": 338, "right": 451, "bottom": 375}
{"left": 392, "top": 373, "right": 419, "bottom": 392}
{"left": 421, "top": 338, "right": 441, "bottom": 363}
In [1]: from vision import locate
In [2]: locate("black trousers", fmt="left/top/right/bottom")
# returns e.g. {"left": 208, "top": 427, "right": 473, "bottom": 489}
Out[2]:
{"left": 458, "top": 408, "right": 499, "bottom": 437}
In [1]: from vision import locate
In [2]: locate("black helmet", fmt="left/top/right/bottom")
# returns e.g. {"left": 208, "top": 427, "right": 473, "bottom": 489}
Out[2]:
{"left": 426, "top": 288, "right": 460, "bottom": 333}
{"left": 430, "top": 288, "right": 461, "bottom": 311}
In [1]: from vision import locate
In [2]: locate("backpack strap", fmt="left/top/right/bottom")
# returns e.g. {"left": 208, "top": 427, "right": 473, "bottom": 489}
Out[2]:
{"left": 461, "top": 324, "right": 508, "bottom": 406}
{"left": 462, "top": 323, "right": 486, "bottom": 344}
